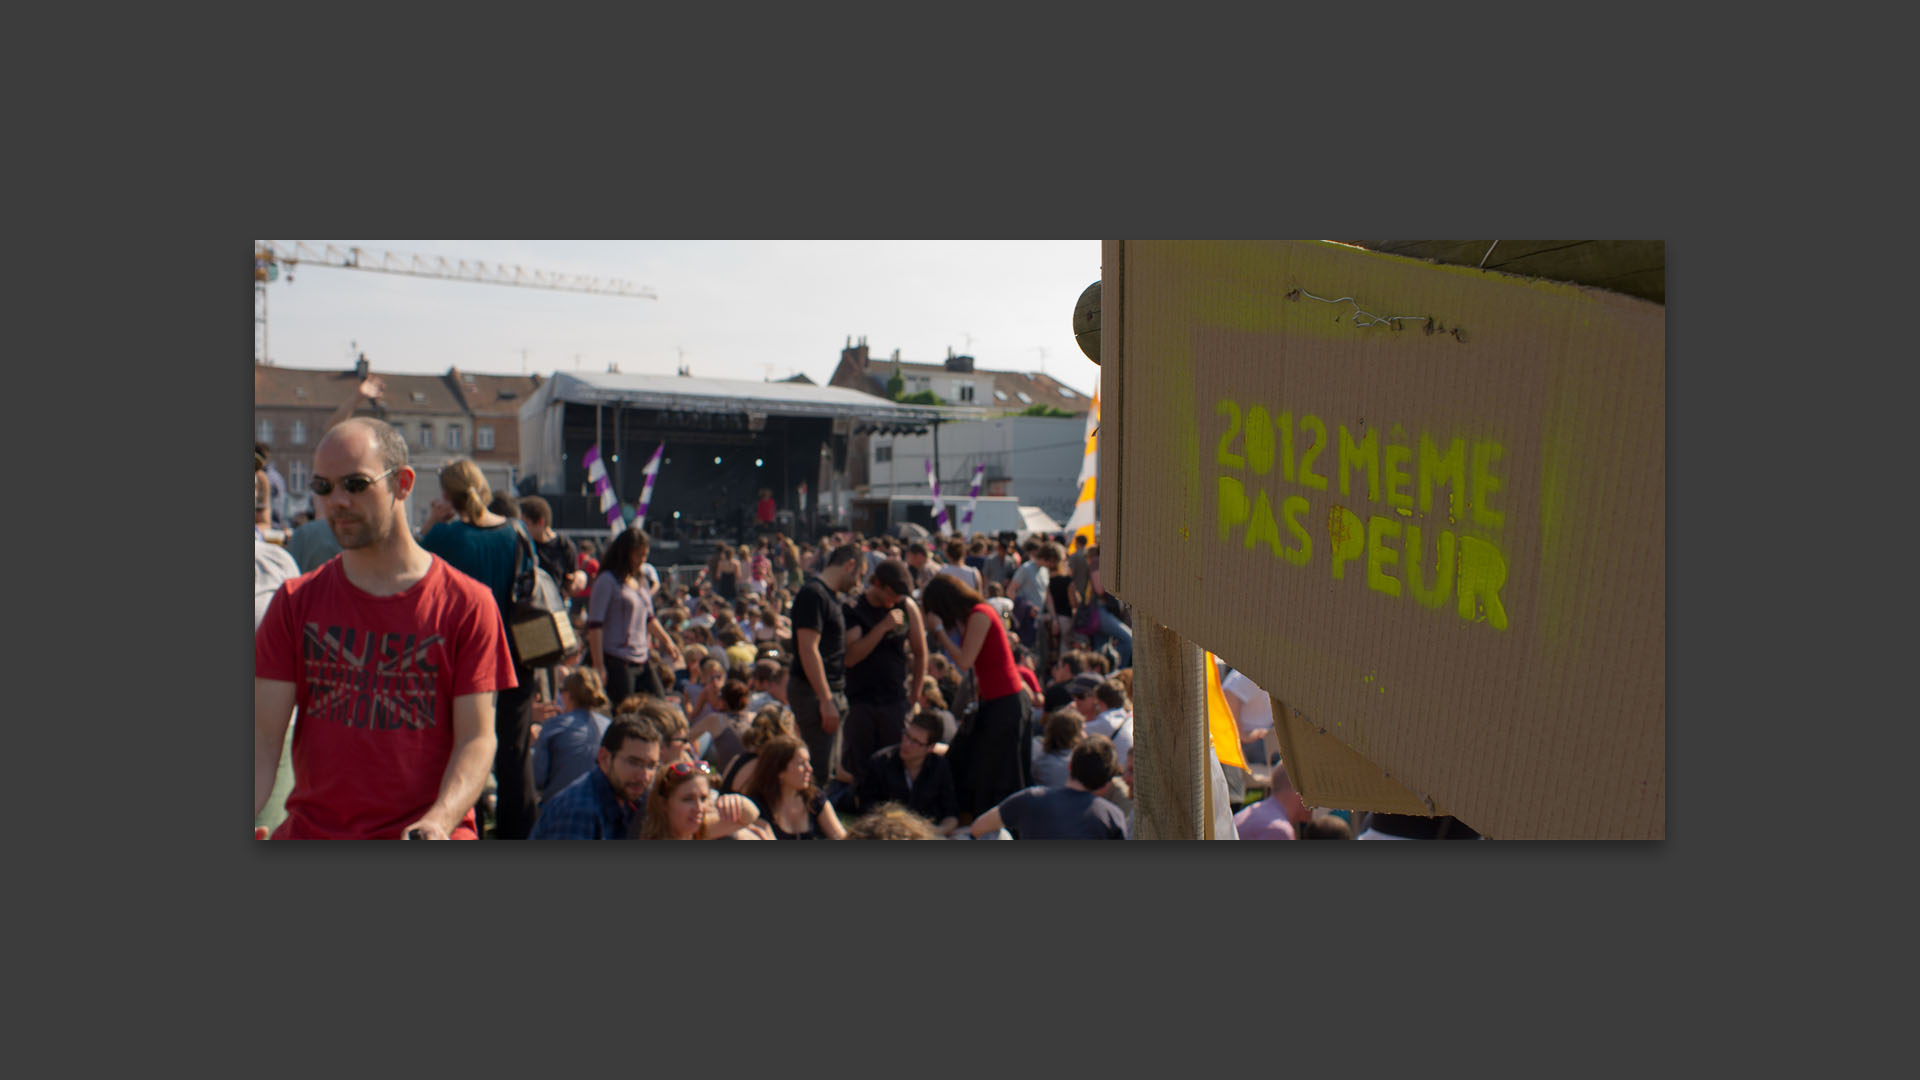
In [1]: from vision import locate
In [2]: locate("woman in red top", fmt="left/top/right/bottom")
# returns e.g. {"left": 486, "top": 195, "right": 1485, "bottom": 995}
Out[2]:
{"left": 920, "top": 574, "right": 1032, "bottom": 820}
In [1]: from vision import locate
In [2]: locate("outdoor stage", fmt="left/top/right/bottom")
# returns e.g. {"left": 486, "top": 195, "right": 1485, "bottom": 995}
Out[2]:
{"left": 518, "top": 370, "right": 979, "bottom": 545}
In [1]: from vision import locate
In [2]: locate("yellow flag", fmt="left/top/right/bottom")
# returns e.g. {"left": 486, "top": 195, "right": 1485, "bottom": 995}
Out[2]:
{"left": 1064, "top": 389, "right": 1099, "bottom": 548}
{"left": 1204, "top": 652, "right": 1248, "bottom": 771}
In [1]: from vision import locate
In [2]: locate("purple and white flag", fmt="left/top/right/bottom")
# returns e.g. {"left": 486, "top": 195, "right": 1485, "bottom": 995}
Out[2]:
{"left": 925, "top": 458, "right": 951, "bottom": 535}
{"left": 959, "top": 463, "right": 986, "bottom": 533}
{"left": 582, "top": 444, "right": 631, "bottom": 538}
{"left": 634, "top": 441, "right": 665, "bottom": 529}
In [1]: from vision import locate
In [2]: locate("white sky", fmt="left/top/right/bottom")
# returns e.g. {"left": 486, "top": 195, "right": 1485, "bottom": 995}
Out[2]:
{"left": 257, "top": 240, "right": 1103, "bottom": 396}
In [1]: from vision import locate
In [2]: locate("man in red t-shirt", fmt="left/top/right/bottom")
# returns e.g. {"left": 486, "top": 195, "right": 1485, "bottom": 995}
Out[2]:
{"left": 255, "top": 418, "right": 515, "bottom": 840}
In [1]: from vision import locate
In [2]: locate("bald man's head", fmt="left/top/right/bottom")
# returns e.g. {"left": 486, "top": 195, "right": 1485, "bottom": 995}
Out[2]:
{"left": 319, "top": 418, "right": 410, "bottom": 496}
{"left": 314, "top": 417, "right": 416, "bottom": 551}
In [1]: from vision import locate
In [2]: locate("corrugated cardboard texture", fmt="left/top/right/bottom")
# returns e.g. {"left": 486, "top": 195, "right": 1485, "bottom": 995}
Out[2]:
{"left": 1103, "top": 240, "right": 1664, "bottom": 839}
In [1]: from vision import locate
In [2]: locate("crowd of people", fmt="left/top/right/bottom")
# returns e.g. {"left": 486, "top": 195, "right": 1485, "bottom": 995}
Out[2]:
{"left": 256, "top": 418, "right": 1471, "bottom": 840}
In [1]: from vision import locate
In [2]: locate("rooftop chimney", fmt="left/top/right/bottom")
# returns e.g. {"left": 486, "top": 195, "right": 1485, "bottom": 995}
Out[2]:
{"left": 354, "top": 353, "right": 369, "bottom": 378}
{"left": 841, "top": 336, "right": 871, "bottom": 372}
{"left": 945, "top": 346, "right": 974, "bottom": 373}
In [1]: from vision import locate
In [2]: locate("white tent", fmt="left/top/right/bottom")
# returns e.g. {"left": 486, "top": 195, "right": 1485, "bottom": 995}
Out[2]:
{"left": 1018, "top": 505, "right": 1062, "bottom": 536}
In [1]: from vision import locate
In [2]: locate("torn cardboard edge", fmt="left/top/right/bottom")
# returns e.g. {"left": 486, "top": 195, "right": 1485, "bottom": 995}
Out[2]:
{"left": 1270, "top": 698, "right": 1445, "bottom": 819}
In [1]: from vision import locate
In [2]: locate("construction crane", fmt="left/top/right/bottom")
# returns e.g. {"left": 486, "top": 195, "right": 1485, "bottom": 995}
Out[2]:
{"left": 253, "top": 241, "right": 658, "bottom": 366}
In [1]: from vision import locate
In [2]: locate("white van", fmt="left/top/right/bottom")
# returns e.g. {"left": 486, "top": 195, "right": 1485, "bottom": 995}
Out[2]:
{"left": 851, "top": 495, "right": 1047, "bottom": 540}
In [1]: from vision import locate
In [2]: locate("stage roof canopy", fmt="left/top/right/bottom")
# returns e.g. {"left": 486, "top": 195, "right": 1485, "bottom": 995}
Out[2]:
{"left": 518, "top": 370, "right": 989, "bottom": 493}
{"left": 527, "top": 370, "right": 987, "bottom": 422}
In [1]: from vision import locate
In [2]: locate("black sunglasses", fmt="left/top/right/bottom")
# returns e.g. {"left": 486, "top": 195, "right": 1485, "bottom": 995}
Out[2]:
{"left": 310, "top": 467, "right": 398, "bottom": 496}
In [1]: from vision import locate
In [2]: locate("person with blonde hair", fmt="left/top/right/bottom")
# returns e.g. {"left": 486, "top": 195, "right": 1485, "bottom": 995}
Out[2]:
{"left": 531, "top": 668, "right": 613, "bottom": 804}
{"left": 421, "top": 457, "right": 539, "bottom": 839}
{"left": 844, "top": 802, "right": 943, "bottom": 840}
{"left": 746, "top": 546, "right": 774, "bottom": 598}
{"left": 676, "top": 643, "right": 710, "bottom": 696}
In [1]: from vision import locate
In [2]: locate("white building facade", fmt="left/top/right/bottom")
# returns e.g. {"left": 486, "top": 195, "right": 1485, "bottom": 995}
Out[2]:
{"left": 864, "top": 415, "right": 1083, "bottom": 526}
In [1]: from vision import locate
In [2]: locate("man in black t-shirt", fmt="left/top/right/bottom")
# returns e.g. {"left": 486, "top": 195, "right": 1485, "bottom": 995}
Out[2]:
{"left": 786, "top": 542, "right": 861, "bottom": 784}
{"left": 839, "top": 557, "right": 929, "bottom": 790}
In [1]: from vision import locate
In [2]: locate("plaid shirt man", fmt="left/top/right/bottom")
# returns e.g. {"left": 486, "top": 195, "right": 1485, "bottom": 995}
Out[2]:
{"left": 528, "top": 764, "right": 640, "bottom": 839}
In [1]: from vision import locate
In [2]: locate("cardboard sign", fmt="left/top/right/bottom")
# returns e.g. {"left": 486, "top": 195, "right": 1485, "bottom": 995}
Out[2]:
{"left": 1102, "top": 240, "right": 1664, "bottom": 839}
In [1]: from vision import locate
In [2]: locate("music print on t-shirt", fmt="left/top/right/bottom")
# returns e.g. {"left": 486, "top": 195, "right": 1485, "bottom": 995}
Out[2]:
{"left": 301, "top": 622, "right": 445, "bottom": 732}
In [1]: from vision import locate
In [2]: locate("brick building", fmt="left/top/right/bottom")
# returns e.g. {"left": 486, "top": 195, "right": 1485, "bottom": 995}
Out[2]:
{"left": 253, "top": 356, "right": 540, "bottom": 532}
{"left": 447, "top": 367, "right": 541, "bottom": 479}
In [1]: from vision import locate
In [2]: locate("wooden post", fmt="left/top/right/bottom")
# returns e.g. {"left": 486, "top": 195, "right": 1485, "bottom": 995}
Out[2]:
{"left": 1130, "top": 616, "right": 1207, "bottom": 840}
{"left": 1095, "top": 246, "right": 1211, "bottom": 839}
